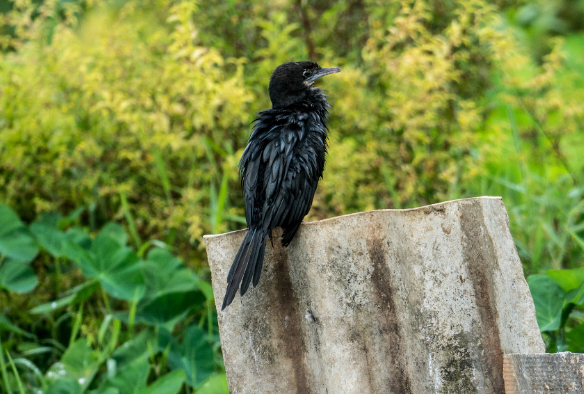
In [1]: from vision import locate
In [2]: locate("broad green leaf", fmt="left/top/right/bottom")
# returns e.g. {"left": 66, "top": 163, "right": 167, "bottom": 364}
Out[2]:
{"left": 157, "top": 328, "right": 182, "bottom": 360}
{"left": 0, "top": 227, "right": 39, "bottom": 262}
{"left": 135, "top": 248, "right": 203, "bottom": 326}
{"left": 33, "top": 212, "right": 61, "bottom": 229}
{"left": 159, "top": 325, "right": 214, "bottom": 387}
{"left": 145, "top": 248, "right": 182, "bottom": 270}
{"left": 112, "top": 329, "right": 156, "bottom": 368}
{"left": 0, "top": 206, "right": 38, "bottom": 262}
{"left": 137, "top": 239, "right": 168, "bottom": 257}
{"left": 46, "top": 379, "right": 82, "bottom": 394}
{"left": 527, "top": 275, "right": 565, "bottom": 332}
{"left": 136, "top": 290, "right": 204, "bottom": 326}
{"left": 0, "top": 259, "right": 38, "bottom": 293}
{"left": 197, "top": 281, "right": 215, "bottom": 301}
{"left": 182, "top": 325, "right": 215, "bottom": 386}
{"left": 99, "top": 222, "right": 128, "bottom": 247}
{"left": 63, "top": 240, "right": 94, "bottom": 269}
{"left": 57, "top": 207, "right": 84, "bottom": 229}
{"left": 566, "top": 283, "right": 584, "bottom": 305}
{"left": 196, "top": 374, "right": 229, "bottom": 394}
{"left": 30, "top": 222, "right": 68, "bottom": 258}
{"left": 99, "top": 358, "right": 149, "bottom": 394}
{"left": 140, "top": 370, "right": 185, "bottom": 394}
{"left": 65, "top": 235, "right": 145, "bottom": 301}
{"left": 547, "top": 268, "right": 584, "bottom": 292}
{"left": 46, "top": 339, "right": 99, "bottom": 391}
{"left": 99, "top": 258, "right": 145, "bottom": 301}
{"left": 66, "top": 228, "right": 92, "bottom": 250}
{"left": 142, "top": 248, "right": 197, "bottom": 297}
{"left": 0, "top": 204, "right": 24, "bottom": 237}
{"left": 91, "top": 233, "right": 132, "bottom": 275}
{"left": 143, "top": 264, "right": 198, "bottom": 298}
{"left": 567, "top": 323, "right": 584, "bottom": 352}
{"left": 89, "top": 388, "right": 119, "bottom": 394}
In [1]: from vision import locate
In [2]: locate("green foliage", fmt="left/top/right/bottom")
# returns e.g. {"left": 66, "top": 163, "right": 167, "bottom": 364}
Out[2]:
{"left": 158, "top": 325, "right": 214, "bottom": 387}
{"left": 0, "top": 260, "right": 38, "bottom": 293}
{"left": 0, "top": 0, "right": 582, "bottom": 377}
{"left": 509, "top": 0, "right": 584, "bottom": 60}
{"left": 0, "top": 205, "right": 39, "bottom": 263}
{"left": 528, "top": 270, "right": 584, "bottom": 352}
{"left": 463, "top": 33, "right": 584, "bottom": 274}
{"left": 1, "top": 0, "right": 250, "bottom": 263}
{"left": 1, "top": 0, "right": 583, "bottom": 273}
{"left": 0, "top": 204, "right": 227, "bottom": 393}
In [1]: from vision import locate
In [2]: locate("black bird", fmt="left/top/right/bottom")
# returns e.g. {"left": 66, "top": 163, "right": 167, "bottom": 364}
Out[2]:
{"left": 221, "top": 61, "right": 340, "bottom": 310}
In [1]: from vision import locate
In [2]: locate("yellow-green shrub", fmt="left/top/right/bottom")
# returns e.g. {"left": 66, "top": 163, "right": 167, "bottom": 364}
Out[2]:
{"left": 1, "top": 1, "right": 252, "bottom": 257}
{"left": 1, "top": 0, "right": 582, "bottom": 270}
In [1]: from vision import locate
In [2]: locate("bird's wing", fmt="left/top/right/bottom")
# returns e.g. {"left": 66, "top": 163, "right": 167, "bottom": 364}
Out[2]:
{"left": 240, "top": 119, "right": 299, "bottom": 227}
{"left": 256, "top": 125, "right": 295, "bottom": 231}
{"left": 268, "top": 132, "right": 323, "bottom": 232}
{"left": 236, "top": 122, "right": 293, "bottom": 293}
{"left": 240, "top": 116, "right": 326, "bottom": 229}
{"left": 239, "top": 120, "right": 324, "bottom": 288}
{"left": 239, "top": 123, "right": 271, "bottom": 227}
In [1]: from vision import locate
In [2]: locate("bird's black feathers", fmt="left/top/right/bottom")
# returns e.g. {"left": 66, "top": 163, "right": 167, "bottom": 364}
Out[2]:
{"left": 221, "top": 62, "right": 340, "bottom": 310}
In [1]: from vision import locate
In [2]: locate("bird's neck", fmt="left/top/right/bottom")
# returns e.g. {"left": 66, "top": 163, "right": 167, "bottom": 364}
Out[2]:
{"left": 274, "top": 88, "right": 329, "bottom": 112}
{"left": 307, "top": 87, "right": 329, "bottom": 107}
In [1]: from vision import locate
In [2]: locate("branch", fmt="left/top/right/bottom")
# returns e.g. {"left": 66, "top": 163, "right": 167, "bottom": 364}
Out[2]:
{"left": 295, "top": 0, "right": 317, "bottom": 62}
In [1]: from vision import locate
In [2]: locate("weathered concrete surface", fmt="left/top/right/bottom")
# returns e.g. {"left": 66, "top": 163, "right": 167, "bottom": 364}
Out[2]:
{"left": 204, "top": 197, "right": 545, "bottom": 394}
{"left": 504, "top": 353, "right": 584, "bottom": 393}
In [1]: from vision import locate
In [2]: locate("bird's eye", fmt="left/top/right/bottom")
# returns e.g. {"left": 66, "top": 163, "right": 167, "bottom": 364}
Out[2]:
{"left": 303, "top": 70, "right": 311, "bottom": 78}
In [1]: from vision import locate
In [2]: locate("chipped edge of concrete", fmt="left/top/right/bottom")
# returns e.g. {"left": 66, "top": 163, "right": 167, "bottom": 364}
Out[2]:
{"left": 203, "top": 196, "right": 503, "bottom": 240}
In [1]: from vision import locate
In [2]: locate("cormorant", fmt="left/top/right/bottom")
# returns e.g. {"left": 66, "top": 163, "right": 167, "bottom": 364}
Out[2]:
{"left": 222, "top": 61, "right": 340, "bottom": 310}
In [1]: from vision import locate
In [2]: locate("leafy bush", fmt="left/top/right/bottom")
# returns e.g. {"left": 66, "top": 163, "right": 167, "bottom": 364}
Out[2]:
{"left": 464, "top": 32, "right": 584, "bottom": 274}
{"left": 508, "top": 0, "right": 584, "bottom": 60}
{"left": 0, "top": 204, "right": 226, "bottom": 393}
{"left": 528, "top": 269, "right": 584, "bottom": 352}
{"left": 1, "top": 0, "right": 583, "bottom": 273}
{"left": 1, "top": 0, "right": 251, "bottom": 262}
{"left": 1, "top": 0, "right": 583, "bottom": 368}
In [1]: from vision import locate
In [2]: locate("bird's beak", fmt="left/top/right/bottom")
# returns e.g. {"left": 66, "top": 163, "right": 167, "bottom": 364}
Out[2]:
{"left": 306, "top": 67, "right": 341, "bottom": 83}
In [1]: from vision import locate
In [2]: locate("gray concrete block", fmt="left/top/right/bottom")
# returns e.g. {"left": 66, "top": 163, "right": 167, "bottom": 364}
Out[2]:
{"left": 504, "top": 353, "right": 584, "bottom": 393}
{"left": 204, "top": 197, "right": 545, "bottom": 394}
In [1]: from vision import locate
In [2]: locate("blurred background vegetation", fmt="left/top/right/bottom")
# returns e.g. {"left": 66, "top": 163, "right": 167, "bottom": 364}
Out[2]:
{"left": 0, "top": 0, "right": 583, "bottom": 392}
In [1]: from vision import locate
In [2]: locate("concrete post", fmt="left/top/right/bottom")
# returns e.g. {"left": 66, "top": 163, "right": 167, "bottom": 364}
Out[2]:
{"left": 204, "top": 197, "right": 545, "bottom": 393}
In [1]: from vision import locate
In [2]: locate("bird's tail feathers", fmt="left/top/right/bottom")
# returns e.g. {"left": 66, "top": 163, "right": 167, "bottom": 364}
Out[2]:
{"left": 221, "top": 229, "right": 266, "bottom": 310}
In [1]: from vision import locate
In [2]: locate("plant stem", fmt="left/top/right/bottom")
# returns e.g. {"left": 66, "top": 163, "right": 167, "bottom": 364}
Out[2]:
{"left": 119, "top": 190, "right": 142, "bottom": 249}
{"left": 128, "top": 288, "right": 140, "bottom": 337}
{"left": 5, "top": 350, "right": 25, "bottom": 394}
{"left": 295, "top": 0, "right": 317, "bottom": 61}
{"left": 69, "top": 303, "right": 84, "bottom": 346}
{"left": 55, "top": 257, "right": 62, "bottom": 297}
{"left": 515, "top": 94, "right": 577, "bottom": 184}
{"left": 102, "top": 288, "right": 112, "bottom": 315}
{"left": 208, "top": 300, "right": 213, "bottom": 342}
{"left": 0, "top": 337, "right": 13, "bottom": 394}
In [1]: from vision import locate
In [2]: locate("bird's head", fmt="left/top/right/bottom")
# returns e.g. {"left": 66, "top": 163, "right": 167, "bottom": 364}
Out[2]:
{"left": 268, "top": 61, "right": 341, "bottom": 108}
